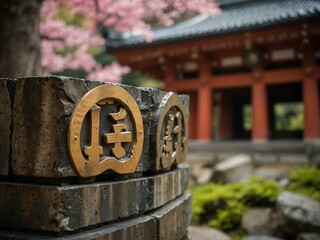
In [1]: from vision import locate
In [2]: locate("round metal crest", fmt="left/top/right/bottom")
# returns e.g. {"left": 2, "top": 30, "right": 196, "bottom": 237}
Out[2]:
{"left": 155, "top": 92, "right": 189, "bottom": 169}
{"left": 68, "top": 84, "right": 143, "bottom": 177}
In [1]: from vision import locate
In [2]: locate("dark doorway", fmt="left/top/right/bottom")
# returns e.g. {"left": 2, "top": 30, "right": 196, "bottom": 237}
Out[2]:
{"left": 215, "top": 87, "right": 252, "bottom": 140}
{"left": 267, "top": 82, "right": 303, "bottom": 139}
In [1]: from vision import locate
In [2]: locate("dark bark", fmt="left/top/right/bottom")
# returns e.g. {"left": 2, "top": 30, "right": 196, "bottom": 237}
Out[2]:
{"left": 0, "top": 0, "right": 43, "bottom": 78}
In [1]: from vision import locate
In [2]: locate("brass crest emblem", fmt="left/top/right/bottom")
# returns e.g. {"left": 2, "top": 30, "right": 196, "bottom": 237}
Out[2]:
{"left": 156, "top": 92, "right": 188, "bottom": 169}
{"left": 68, "top": 85, "right": 143, "bottom": 177}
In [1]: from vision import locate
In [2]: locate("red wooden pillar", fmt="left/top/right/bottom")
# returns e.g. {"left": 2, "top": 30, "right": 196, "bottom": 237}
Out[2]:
{"left": 303, "top": 48, "right": 320, "bottom": 140}
{"left": 163, "top": 61, "right": 176, "bottom": 92}
{"left": 197, "top": 87, "right": 212, "bottom": 140}
{"left": 252, "top": 73, "right": 269, "bottom": 141}
{"left": 197, "top": 55, "right": 212, "bottom": 140}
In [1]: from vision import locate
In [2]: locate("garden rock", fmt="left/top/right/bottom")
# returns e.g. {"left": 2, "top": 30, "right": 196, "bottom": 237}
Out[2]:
{"left": 213, "top": 154, "right": 252, "bottom": 183}
{"left": 196, "top": 167, "right": 214, "bottom": 184}
{"left": 188, "top": 155, "right": 215, "bottom": 185}
{"left": 277, "top": 191, "right": 320, "bottom": 235}
{"left": 188, "top": 225, "right": 231, "bottom": 240}
{"left": 241, "top": 207, "right": 279, "bottom": 235}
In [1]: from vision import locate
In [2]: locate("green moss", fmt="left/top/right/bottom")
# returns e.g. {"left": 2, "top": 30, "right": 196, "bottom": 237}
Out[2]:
{"left": 189, "top": 167, "right": 320, "bottom": 235}
{"left": 287, "top": 166, "right": 320, "bottom": 201}
{"left": 189, "top": 177, "right": 282, "bottom": 231}
{"left": 289, "top": 166, "right": 320, "bottom": 190}
{"left": 189, "top": 166, "right": 320, "bottom": 238}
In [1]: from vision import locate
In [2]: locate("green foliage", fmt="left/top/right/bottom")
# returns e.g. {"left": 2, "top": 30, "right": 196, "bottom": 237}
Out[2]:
{"left": 122, "top": 71, "right": 164, "bottom": 89}
{"left": 189, "top": 177, "right": 282, "bottom": 231}
{"left": 88, "top": 47, "right": 117, "bottom": 66}
{"left": 57, "top": 5, "right": 86, "bottom": 26}
{"left": 190, "top": 166, "right": 320, "bottom": 237}
{"left": 208, "top": 200, "right": 246, "bottom": 230}
{"left": 289, "top": 166, "right": 320, "bottom": 189}
{"left": 287, "top": 166, "right": 320, "bottom": 200}
{"left": 54, "top": 45, "right": 79, "bottom": 56}
{"left": 274, "top": 102, "right": 304, "bottom": 131}
{"left": 242, "top": 105, "right": 252, "bottom": 131}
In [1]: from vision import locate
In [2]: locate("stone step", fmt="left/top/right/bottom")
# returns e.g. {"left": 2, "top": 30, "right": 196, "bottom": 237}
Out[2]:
{"left": 0, "top": 165, "right": 188, "bottom": 232}
{"left": 0, "top": 193, "right": 191, "bottom": 240}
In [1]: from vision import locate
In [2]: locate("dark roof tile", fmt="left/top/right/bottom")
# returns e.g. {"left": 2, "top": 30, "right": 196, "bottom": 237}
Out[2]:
{"left": 106, "top": 0, "right": 320, "bottom": 49}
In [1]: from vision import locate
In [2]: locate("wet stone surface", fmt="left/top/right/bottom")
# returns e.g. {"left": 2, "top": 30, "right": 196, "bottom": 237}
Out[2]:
{"left": 0, "top": 165, "right": 188, "bottom": 232}
{"left": 1, "top": 76, "right": 191, "bottom": 240}
{"left": 0, "top": 193, "right": 191, "bottom": 240}
{"left": 11, "top": 76, "right": 189, "bottom": 178}
{"left": 149, "top": 193, "right": 191, "bottom": 240}
{"left": 0, "top": 78, "right": 15, "bottom": 176}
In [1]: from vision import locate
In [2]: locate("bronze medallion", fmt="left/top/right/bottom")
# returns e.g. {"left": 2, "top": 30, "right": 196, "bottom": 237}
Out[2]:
{"left": 156, "top": 92, "right": 189, "bottom": 169}
{"left": 68, "top": 84, "right": 143, "bottom": 177}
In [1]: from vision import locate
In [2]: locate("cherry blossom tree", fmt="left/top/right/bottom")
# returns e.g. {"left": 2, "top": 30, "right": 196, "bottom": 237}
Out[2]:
{"left": 0, "top": 0, "right": 220, "bottom": 82}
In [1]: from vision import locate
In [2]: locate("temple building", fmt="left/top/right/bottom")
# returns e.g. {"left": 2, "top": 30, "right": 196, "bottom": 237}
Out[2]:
{"left": 107, "top": 0, "right": 320, "bottom": 142}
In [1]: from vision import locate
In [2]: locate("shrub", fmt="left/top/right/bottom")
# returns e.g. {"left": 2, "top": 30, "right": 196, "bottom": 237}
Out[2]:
{"left": 189, "top": 177, "right": 282, "bottom": 231}
{"left": 287, "top": 166, "right": 320, "bottom": 201}
{"left": 189, "top": 166, "right": 320, "bottom": 233}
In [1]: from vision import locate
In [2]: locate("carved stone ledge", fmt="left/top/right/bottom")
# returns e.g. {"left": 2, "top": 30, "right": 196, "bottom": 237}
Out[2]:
{"left": 0, "top": 193, "right": 191, "bottom": 240}
{"left": 0, "top": 165, "right": 188, "bottom": 232}
{"left": 0, "top": 78, "right": 15, "bottom": 176}
{"left": 11, "top": 76, "right": 189, "bottom": 178}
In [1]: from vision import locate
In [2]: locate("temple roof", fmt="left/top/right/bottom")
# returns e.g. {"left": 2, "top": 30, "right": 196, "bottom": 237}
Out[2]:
{"left": 105, "top": 0, "right": 320, "bottom": 49}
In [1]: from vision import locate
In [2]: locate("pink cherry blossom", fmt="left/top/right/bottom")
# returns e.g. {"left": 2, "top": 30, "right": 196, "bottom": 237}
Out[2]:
{"left": 40, "top": 0, "right": 220, "bottom": 83}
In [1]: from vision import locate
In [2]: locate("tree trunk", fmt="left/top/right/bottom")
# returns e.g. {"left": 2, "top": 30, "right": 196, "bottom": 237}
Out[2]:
{"left": 0, "top": 0, "right": 43, "bottom": 78}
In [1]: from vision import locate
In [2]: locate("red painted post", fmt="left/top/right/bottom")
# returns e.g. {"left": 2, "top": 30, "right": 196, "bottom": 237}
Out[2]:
{"left": 303, "top": 47, "right": 320, "bottom": 140}
{"left": 197, "top": 86, "right": 213, "bottom": 140}
{"left": 252, "top": 80, "right": 269, "bottom": 141}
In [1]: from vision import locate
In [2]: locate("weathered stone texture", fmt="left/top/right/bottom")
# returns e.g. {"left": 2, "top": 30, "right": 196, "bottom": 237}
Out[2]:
{"left": 241, "top": 207, "right": 279, "bottom": 235}
{"left": 213, "top": 154, "right": 253, "bottom": 183}
{"left": 12, "top": 76, "right": 189, "bottom": 178}
{"left": 12, "top": 76, "right": 86, "bottom": 177}
{"left": 0, "top": 78, "right": 15, "bottom": 176}
{"left": 150, "top": 193, "right": 192, "bottom": 240}
{"left": 277, "top": 191, "right": 320, "bottom": 235}
{"left": 0, "top": 165, "right": 188, "bottom": 232}
{"left": 188, "top": 226, "right": 232, "bottom": 240}
{"left": 0, "top": 193, "right": 191, "bottom": 240}
{"left": 0, "top": 215, "right": 156, "bottom": 240}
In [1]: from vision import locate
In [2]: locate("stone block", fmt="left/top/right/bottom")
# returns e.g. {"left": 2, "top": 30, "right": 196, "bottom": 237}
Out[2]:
{"left": 12, "top": 76, "right": 85, "bottom": 178}
{"left": 213, "top": 154, "right": 252, "bottom": 183}
{"left": 0, "top": 215, "right": 156, "bottom": 240}
{"left": 0, "top": 193, "right": 192, "bottom": 240}
{"left": 12, "top": 76, "right": 189, "bottom": 178}
{"left": 149, "top": 193, "right": 191, "bottom": 240}
{"left": 188, "top": 226, "right": 231, "bottom": 240}
{"left": 0, "top": 165, "right": 188, "bottom": 232}
{"left": 277, "top": 191, "right": 320, "bottom": 235}
{"left": 241, "top": 207, "right": 279, "bottom": 235}
{"left": 0, "top": 78, "right": 15, "bottom": 175}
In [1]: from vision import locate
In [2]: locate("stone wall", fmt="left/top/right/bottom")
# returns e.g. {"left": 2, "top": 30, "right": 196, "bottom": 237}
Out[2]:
{"left": 0, "top": 76, "right": 191, "bottom": 239}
